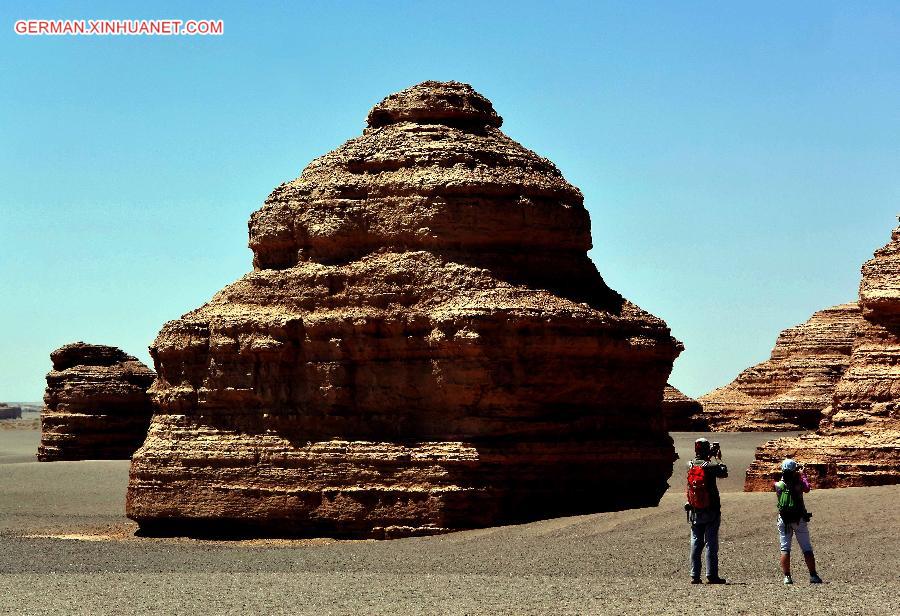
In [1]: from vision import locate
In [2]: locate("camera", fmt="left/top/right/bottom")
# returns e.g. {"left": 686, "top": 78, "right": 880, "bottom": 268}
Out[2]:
{"left": 710, "top": 441, "right": 722, "bottom": 459}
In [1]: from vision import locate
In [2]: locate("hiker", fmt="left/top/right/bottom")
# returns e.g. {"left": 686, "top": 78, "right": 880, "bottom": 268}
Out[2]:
{"left": 685, "top": 437, "right": 728, "bottom": 584}
{"left": 775, "top": 459, "right": 823, "bottom": 585}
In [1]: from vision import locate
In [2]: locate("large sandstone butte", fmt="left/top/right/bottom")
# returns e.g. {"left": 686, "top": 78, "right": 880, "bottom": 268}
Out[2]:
{"left": 39, "top": 342, "right": 156, "bottom": 461}
{"left": 746, "top": 224, "right": 900, "bottom": 490}
{"left": 697, "top": 303, "right": 862, "bottom": 431}
{"left": 661, "top": 384, "right": 705, "bottom": 431}
{"left": 126, "top": 81, "right": 682, "bottom": 538}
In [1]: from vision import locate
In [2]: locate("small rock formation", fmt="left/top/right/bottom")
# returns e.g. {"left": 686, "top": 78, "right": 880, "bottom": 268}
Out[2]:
{"left": 662, "top": 385, "right": 705, "bottom": 431}
{"left": 746, "top": 224, "right": 900, "bottom": 490}
{"left": 38, "top": 343, "right": 156, "bottom": 461}
{"left": 0, "top": 404, "right": 22, "bottom": 420}
{"left": 126, "top": 81, "right": 683, "bottom": 538}
{"left": 698, "top": 303, "right": 862, "bottom": 431}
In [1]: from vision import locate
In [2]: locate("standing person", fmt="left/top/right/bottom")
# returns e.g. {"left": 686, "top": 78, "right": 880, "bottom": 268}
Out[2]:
{"left": 685, "top": 437, "right": 728, "bottom": 584}
{"left": 775, "top": 459, "right": 823, "bottom": 585}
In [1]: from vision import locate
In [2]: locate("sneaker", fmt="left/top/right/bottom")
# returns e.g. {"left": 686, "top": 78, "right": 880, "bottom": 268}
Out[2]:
{"left": 706, "top": 576, "right": 727, "bottom": 584}
{"left": 690, "top": 577, "right": 702, "bottom": 584}
{"left": 783, "top": 575, "right": 794, "bottom": 585}
{"left": 810, "top": 574, "right": 823, "bottom": 584}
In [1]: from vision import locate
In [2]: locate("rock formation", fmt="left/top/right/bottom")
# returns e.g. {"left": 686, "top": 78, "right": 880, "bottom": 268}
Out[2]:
{"left": 661, "top": 385, "right": 705, "bottom": 431}
{"left": 0, "top": 403, "right": 22, "bottom": 420}
{"left": 746, "top": 224, "right": 900, "bottom": 490}
{"left": 126, "top": 81, "right": 682, "bottom": 539}
{"left": 38, "top": 343, "right": 156, "bottom": 461}
{"left": 698, "top": 303, "right": 862, "bottom": 431}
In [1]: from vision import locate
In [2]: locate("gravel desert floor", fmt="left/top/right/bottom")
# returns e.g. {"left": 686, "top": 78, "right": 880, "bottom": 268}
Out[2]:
{"left": 0, "top": 427, "right": 897, "bottom": 615}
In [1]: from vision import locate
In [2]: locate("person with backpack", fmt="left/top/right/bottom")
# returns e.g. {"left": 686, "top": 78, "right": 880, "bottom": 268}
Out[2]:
{"left": 775, "top": 458, "right": 823, "bottom": 585}
{"left": 685, "top": 437, "right": 728, "bottom": 584}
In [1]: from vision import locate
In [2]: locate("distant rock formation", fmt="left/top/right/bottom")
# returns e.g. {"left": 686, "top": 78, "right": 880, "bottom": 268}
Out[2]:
{"left": 38, "top": 343, "right": 156, "bottom": 461}
{"left": 126, "top": 81, "right": 683, "bottom": 538}
{"left": 0, "top": 404, "right": 22, "bottom": 420}
{"left": 698, "top": 303, "right": 862, "bottom": 431}
{"left": 746, "top": 224, "right": 900, "bottom": 490}
{"left": 662, "top": 385, "right": 705, "bottom": 431}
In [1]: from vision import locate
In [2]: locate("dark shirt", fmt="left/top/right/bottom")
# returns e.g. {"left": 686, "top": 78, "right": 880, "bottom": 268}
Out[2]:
{"left": 689, "top": 458, "right": 728, "bottom": 512}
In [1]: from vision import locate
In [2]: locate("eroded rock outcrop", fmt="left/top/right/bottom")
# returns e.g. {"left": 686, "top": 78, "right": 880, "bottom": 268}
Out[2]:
{"left": 662, "top": 385, "right": 705, "bottom": 431}
{"left": 0, "top": 404, "right": 22, "bottom": 420}
{"left": 698, "top": 303, "right": 862, "bottom": 431}
{"left": 38, "top": 343, "right": 156, "bottom": 461}
{"left": 126, "top": 81, "right": 682, "bottom": 538}
{"left": 746, "top": 224, "right": 900, "bottom": 490}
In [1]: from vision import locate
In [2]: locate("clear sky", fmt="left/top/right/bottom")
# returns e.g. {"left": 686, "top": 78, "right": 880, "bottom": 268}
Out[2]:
{"left": 1, "top": 1, "right": 898, "bottom": 402}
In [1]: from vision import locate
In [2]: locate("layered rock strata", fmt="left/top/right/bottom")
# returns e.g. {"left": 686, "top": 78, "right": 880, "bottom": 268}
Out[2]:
{"left": 698, "top": 303, "right": 862, "bottom": 431}
{"left": 126, "top": 81, "right": 682, "bottom": 538}
{"left": 661, "top": 385, "right": 705, "bottom": 431}
{"left": 38, "top": 343, "right": 156, "bottom": 461}
{"left": 746, "top": 224, "right": 900, "bottom": 490}
{"left": 0, "top": 404, "right": 22, "bottom": 420}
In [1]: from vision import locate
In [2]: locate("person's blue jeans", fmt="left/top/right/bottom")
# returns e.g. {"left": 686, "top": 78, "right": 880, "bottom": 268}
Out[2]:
{"left": 690, "top": 509, "right": 721, "bottom": 579}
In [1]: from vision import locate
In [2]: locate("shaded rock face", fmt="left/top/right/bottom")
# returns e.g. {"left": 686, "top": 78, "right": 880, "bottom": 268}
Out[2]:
{"left": 126, "top": 81, "right": 682, "bottom": 539}
{"left": 746, "top": 225, "right": 900, "bottom": 490}
{"left": 0, "top": 404, "right": 22, "bottom": 420}
{"left": 661, "top": 385, "right": 705, "bottom": 431}
{"left": 38, "top": 343, "right": 156, "bottom": 461}
{"left": 698, "top": 303, "right": 862, "bottom": 431}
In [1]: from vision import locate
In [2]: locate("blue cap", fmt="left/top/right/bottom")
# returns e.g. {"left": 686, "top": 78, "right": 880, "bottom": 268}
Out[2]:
{"left": 781, "top": 459, "right": 799, "bottom": 472}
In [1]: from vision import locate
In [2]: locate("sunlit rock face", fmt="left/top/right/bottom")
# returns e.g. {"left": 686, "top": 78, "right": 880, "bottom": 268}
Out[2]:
{"left": 698, "top": 303, "right": 862, "bottom": 431}
{"left": 126, "top": 81, "right": 682, "bottom": 538}
{"left": 39, "top": 342, "right": 155, "bottom": 461}
{"left": 746, "top": 224, "right": 900, "bottom": 490}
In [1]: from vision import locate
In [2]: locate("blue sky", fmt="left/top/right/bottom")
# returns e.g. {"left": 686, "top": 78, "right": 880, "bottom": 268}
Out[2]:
{"left": 1, "top": 1, "right": 898, "bottom": 402}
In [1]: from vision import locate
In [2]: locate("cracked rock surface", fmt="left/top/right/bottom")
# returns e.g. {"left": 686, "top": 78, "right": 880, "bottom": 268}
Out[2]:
{"left": 126, "top": 81, "right": 682, "bottom": 538}
{"left": 39, "top": 342, "right": 155, "bottom": 461}
{"left": 699, "top": 303, "right": 862, "bottom": 432}
{"left": 661, "top": 384, "right": 704, "bottom": 431}
{"left": 746, "top": 224, "right": 900, "bottom": 490}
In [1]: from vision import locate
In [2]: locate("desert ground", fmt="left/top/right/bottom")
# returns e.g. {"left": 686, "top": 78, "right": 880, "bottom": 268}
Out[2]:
{"left": 0, "top": 426, "right": 897, "bottom": 615}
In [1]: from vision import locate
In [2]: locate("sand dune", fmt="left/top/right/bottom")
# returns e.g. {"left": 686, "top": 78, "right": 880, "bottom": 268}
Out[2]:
{"left": 0, "top": 429, "right": 896, "bottom": 615}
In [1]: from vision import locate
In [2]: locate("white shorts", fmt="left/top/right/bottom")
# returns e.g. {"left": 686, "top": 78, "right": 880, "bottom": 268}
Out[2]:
{"left": 777, "top": 516, "right": 812, "bottom": 554}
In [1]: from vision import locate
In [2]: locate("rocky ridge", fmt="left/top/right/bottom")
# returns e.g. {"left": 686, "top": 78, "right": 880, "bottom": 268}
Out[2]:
{"left": 746, "top": 224, "right": 900, "bottom": 489}
{"left": 698, "top": 303, "right": 862, "bottom": 431}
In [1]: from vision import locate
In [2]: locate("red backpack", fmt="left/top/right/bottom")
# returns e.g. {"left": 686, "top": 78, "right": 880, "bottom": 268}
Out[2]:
{"left": 686, "top": 461, "right": 710, "bottom": 510}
